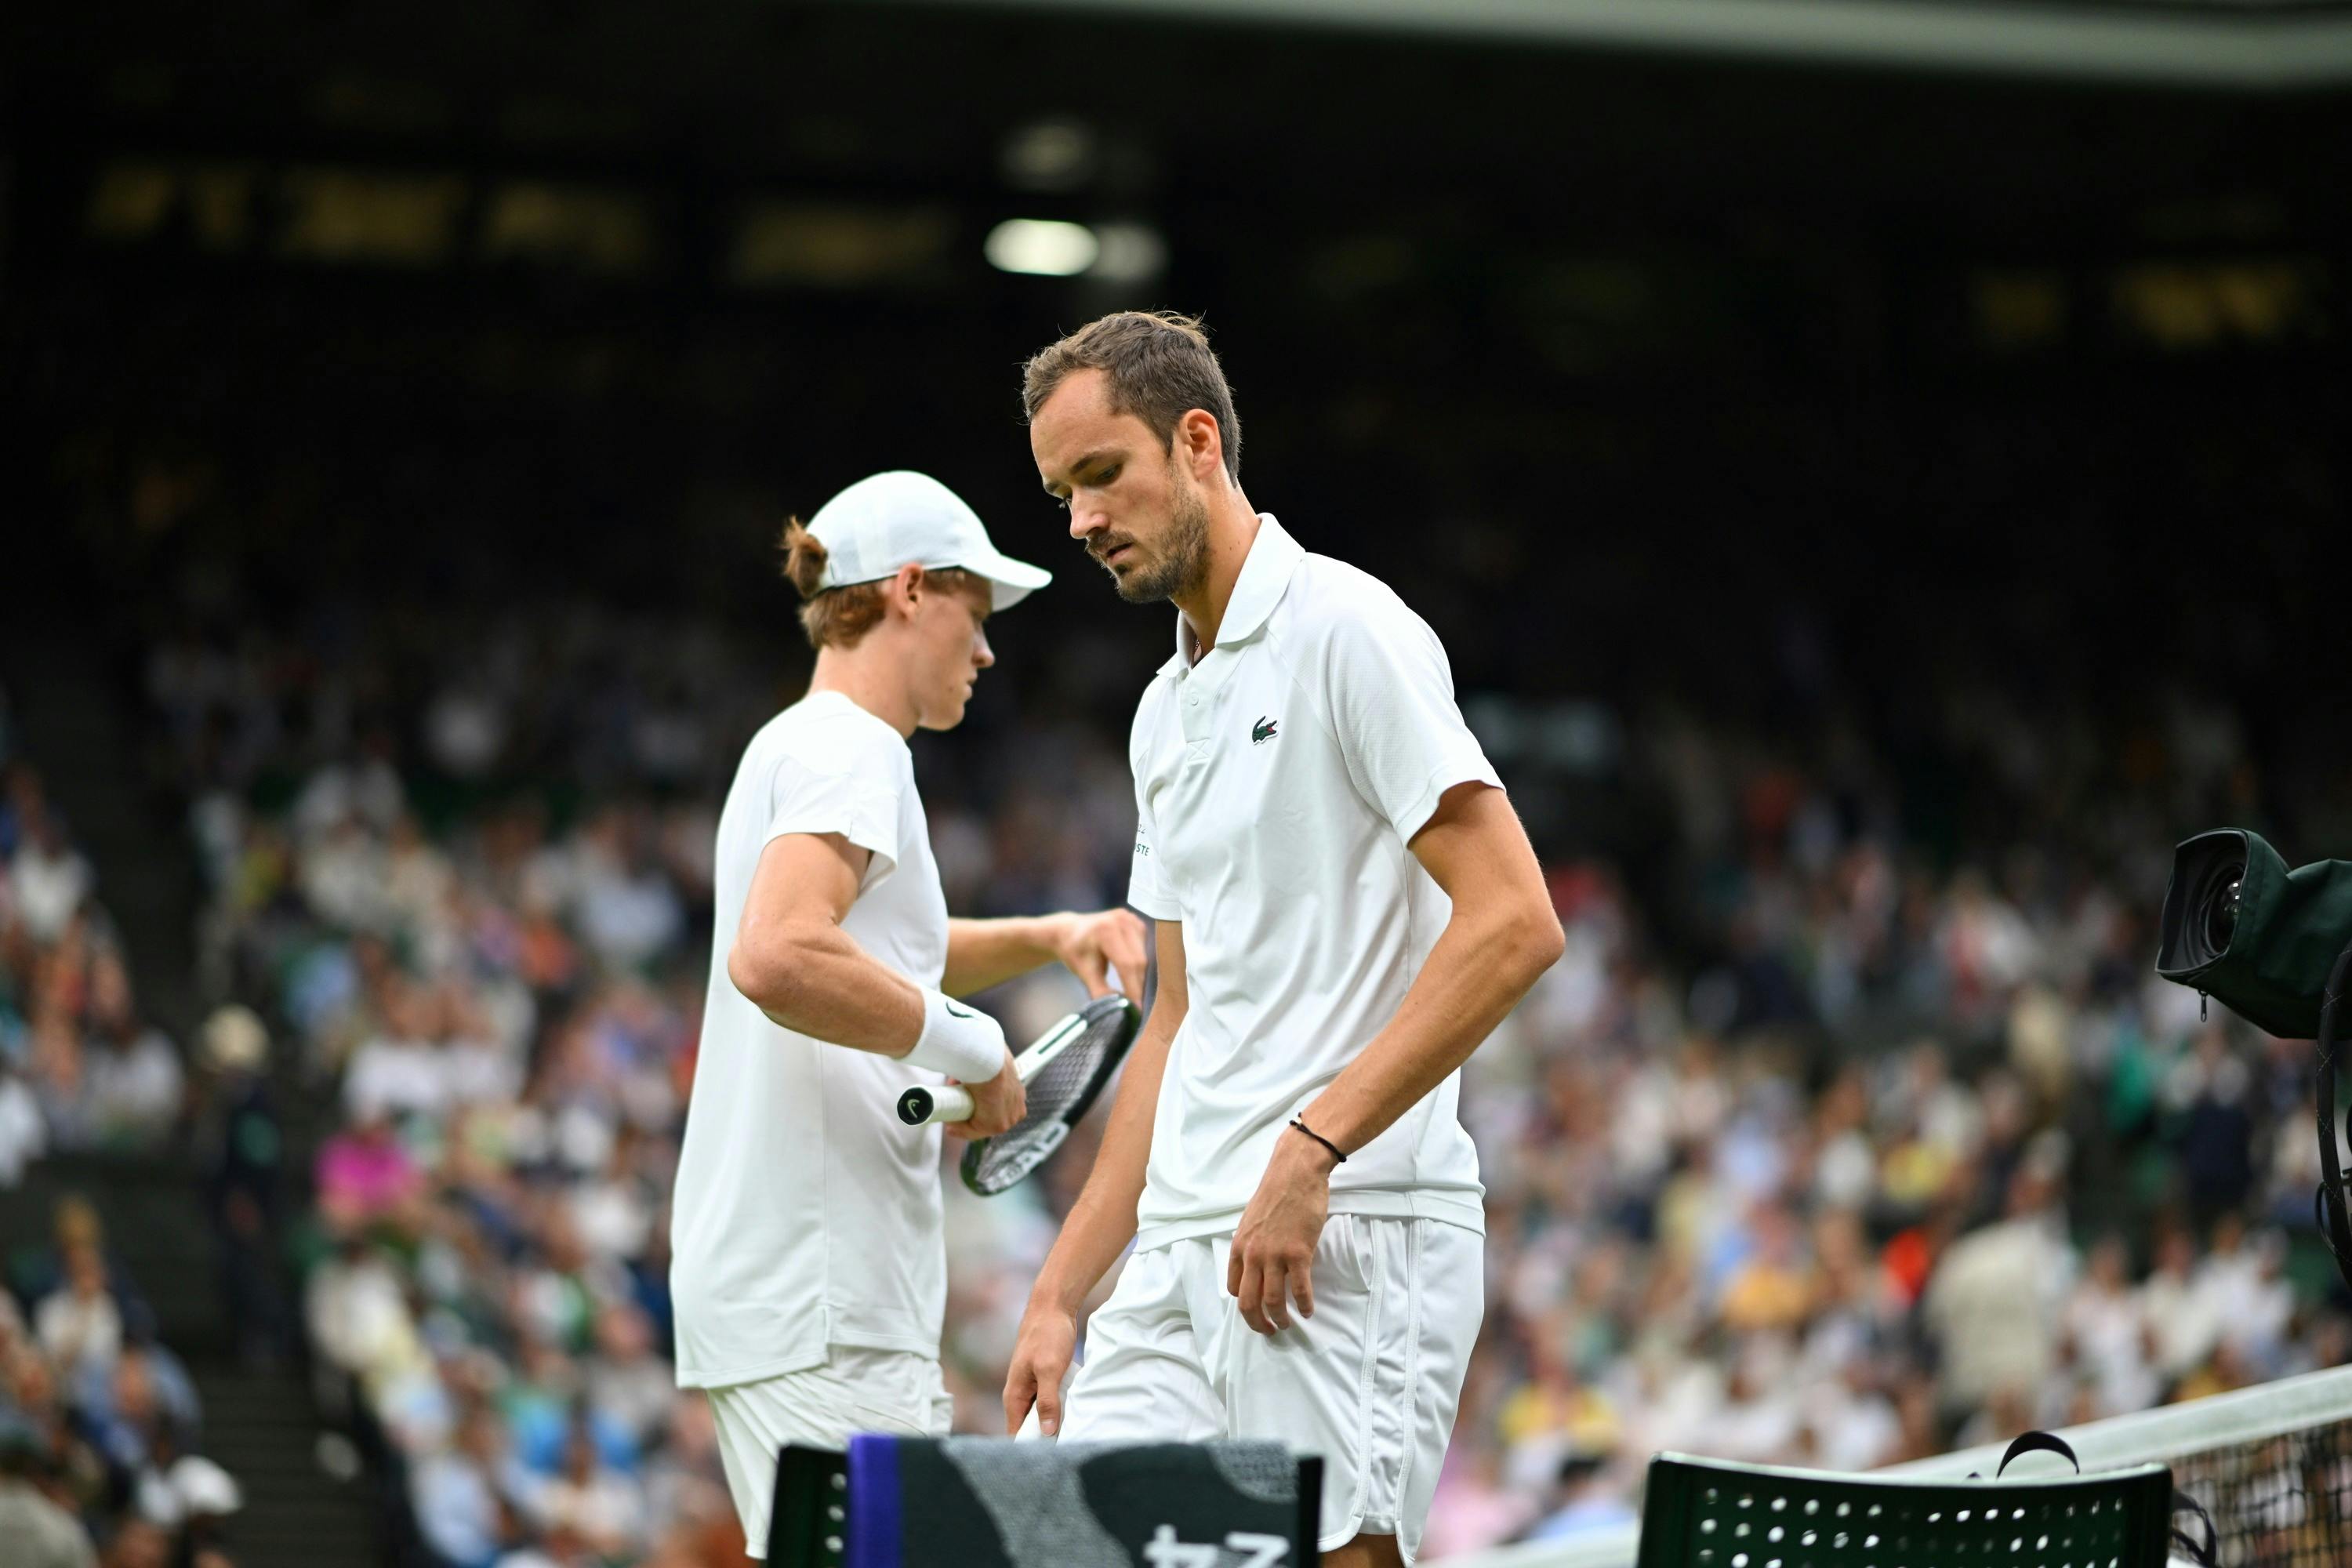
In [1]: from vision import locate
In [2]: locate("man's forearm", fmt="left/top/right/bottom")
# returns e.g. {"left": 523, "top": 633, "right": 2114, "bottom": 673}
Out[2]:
{"left": 1302, "top": 902, "right": 1559, "bottom": 1154}
{"left": 1029, "top": 1006, "right": 1176, "bottom": 1312}
{"left": 728, "top": 921, "right": 926, "bottom": 1054}
{"left": 942, "top": 914, "right": 1069, "bottom": 997}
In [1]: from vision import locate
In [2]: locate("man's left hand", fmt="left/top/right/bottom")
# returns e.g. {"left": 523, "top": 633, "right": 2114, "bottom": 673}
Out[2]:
{"left": 1227, "top": 1126, "right": 1338, "bottom": 1334}
{"left": 1049, "top": 909, "right": 1149, "bottom": 1007}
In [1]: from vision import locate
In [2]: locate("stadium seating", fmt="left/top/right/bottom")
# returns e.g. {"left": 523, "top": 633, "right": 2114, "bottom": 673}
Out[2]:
{"left": 113, "top": 601, "right": 2352, "bottom": 1563}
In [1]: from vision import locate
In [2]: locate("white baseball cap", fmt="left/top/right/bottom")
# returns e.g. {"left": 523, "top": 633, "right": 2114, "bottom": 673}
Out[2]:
{"left": 806, "top": 470, "right": 1052, "bottom": 611}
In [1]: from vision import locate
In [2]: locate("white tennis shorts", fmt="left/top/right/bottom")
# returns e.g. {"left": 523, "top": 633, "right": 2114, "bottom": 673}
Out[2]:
{"left": 706, "top": 1345, "right": 953, "bottom": 1559}
{"left": 1058, "top": 1214, "right": 1483, "bottom": 1565}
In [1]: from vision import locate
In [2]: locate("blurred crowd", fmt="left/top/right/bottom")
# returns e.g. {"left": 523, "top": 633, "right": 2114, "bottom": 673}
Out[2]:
{"left": 152, "top": 610, "right": 1130, "bottom": 1568}
{"left": 0, "top": 686, "right": 251, "bottom": 1566}
{"left": 0, "top": 684, "right": 185, "bottom": 1178}
{"left": 154, "top": 617, "right": 732, "bottom": 1568}
{"left": 1421, "top": 879, "right": 2337, "bottom": 1554}
{"left": 2, "top": 1194, "right": 247, "bottom": 1568}
{"left": 143, "top": 601, "right": 2352, "bottom": 1566}
{"left": 1412, "top": 686, "right": 2347, "bottom": 1554}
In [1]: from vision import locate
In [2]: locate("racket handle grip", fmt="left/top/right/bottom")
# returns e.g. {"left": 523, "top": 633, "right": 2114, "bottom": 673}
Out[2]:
{"left": 896, "top": 1083, "right": 976, "bottom": 1126}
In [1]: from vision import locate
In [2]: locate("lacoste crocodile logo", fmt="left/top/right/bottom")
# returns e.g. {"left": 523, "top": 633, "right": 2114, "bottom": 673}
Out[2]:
{"left": 1251, "top": 717, "right": 1279, "bottom": 745}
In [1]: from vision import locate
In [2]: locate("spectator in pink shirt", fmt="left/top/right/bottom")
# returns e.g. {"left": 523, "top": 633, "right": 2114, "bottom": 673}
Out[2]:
{"left": 315, "top": 1111, "right": 422, "bottom": 1230}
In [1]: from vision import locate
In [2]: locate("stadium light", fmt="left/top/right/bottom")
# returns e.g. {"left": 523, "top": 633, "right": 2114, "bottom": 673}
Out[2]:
{"left": 1000, "top": 119, "right": 1098, "bottom": 192}
{"left": 1088, "top": 223, "right": 1166, "bottom": 285}
{"left": 985, "top": 219, "right": 1099, "bottom": 276}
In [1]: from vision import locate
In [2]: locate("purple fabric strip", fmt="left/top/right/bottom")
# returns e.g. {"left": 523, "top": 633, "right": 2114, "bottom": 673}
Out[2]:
{"left": 844, "top": 1434, "right": 902, "bottom": 1568}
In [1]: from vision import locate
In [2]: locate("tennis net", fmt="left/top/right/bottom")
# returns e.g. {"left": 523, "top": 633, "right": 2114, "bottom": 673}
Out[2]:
{"left": 1447, "top": 1363, "right": 2352, "bottom": 1568}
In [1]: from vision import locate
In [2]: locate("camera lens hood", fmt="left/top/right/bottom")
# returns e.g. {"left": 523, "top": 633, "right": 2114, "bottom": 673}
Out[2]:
{"left": 2158, "top": 829, "right": 2252, "bottom": 974}
{"left": 2158, "top": 828, "right": 2352, "bottom": 1040}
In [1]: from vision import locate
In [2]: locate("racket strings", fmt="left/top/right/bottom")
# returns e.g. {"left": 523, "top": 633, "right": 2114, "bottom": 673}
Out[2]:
{"left": 967, "top": 1007, "right": 1131, "bottom": 1192}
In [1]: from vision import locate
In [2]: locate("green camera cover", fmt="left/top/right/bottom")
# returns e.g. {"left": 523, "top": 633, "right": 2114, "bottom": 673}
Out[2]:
{"left": 2157, "top": 829, "right": 2352, "bottom": 1040}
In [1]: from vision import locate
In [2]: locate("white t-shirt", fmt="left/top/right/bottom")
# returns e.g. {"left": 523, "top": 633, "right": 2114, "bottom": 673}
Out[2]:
{"left": 1126, "top": 515, "right": 1500, "bottom": 1249}
{"left": 671, "top": 691, "right": 949, "bottom": 1388}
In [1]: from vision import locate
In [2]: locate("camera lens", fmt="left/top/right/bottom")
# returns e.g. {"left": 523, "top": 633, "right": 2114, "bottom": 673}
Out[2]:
{"left": 2200, "top": 865, "right": 2244, "bottom": 959}
{"left": 2156, "top": 830, "right": 2262, "bottom": 979}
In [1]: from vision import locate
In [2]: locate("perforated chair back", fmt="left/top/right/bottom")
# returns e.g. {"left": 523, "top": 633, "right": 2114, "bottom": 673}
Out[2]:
{"left": 1634, "top": 1450, "right": 2176, "bottom": 1568}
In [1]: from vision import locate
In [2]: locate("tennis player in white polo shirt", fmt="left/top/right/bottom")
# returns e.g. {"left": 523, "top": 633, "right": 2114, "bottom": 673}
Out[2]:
{"left": 1004, "top": 315, "right": 1566, "bottom": 1567}
{"left": 671, "top": 470, "right": 1147, "bottom": 1557}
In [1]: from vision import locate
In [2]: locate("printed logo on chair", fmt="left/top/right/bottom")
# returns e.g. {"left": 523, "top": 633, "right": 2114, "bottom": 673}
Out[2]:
{"left": 819, "top": 1436, "right": 1319, "bottom": 1567}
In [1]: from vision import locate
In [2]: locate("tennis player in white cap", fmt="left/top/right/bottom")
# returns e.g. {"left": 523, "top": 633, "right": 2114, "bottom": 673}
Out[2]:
{"left": 670, "top": 470, "right": 1148, "bottom": 1556}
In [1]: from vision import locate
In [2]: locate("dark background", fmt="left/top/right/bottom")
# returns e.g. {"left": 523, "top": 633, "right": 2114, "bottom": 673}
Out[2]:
{"left": 8, "top": 1, "right": 2351, "bottom": 950}
{"left": 5, "top": 5, "right": 2352, "bottom": 1566}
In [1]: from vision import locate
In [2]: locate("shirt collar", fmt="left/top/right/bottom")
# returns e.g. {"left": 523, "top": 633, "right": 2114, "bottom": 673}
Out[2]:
{"left": 1160, "top": 514, "right": 1305, "bottom": 676}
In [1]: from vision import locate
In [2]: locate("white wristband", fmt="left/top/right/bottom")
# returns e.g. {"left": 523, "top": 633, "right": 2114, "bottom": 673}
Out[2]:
{"left": 903, "top": 989, "right": 1007, "bottom": 1083}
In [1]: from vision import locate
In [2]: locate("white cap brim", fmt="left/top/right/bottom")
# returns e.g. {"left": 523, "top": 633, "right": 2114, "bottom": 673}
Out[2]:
{"left": 963, "top": 547, "right": 1053, "bottom": 611}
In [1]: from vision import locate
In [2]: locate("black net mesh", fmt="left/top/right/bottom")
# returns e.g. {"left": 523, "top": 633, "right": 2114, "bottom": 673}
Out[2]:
{"left": 963, "top": 997, "right": 1136, "bottom": 1196}
{"left": 2168, "top": 1421, "right": 2352, "bottom": 1568}
{"left": 1463, "top": 1371, "right": 2352, "bottom": 1568}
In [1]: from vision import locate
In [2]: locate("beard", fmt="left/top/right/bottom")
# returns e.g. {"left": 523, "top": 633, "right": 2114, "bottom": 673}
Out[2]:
{"left": 1102, "top": 482, "right": 1212, "bottom": 604}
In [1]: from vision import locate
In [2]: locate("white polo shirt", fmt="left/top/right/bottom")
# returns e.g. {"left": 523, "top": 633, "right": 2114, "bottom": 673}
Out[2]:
{"left": 671, "top": 690, "right": 949, "bottom": 1388}
{"left": 1126, "top": 515, "right": 1500, "bottom": 1250}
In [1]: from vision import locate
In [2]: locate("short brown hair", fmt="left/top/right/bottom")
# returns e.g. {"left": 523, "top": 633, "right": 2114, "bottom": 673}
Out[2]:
{"left": 1021, "top": 310, "right": 1242, "bottom": 484}
{"left": 777, "top": 517, "right": 976, "bottom": 650}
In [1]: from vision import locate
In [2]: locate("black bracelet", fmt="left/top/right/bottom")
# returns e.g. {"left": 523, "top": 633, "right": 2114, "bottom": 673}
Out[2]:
{"left": 1289, "top": 1116, "right": 1348, "bottom": 1164}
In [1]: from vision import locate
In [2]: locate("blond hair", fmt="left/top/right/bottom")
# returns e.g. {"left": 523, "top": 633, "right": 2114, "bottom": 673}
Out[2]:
{"left": 776, "top": 517, "right": 976, "bottom": 649}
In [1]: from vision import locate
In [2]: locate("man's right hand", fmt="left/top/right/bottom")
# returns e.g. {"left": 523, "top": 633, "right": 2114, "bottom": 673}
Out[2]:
{"left": 953, "top": 1049, "right": 1025, "bottom": 1140}
{"left": 1002, "top": 1301, "right": 1077, "bottom": 1436}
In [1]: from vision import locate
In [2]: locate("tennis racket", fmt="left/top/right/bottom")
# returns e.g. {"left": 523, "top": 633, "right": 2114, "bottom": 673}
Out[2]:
{"left": 894, "top": 993, "right": 1141, "bottom": 1196}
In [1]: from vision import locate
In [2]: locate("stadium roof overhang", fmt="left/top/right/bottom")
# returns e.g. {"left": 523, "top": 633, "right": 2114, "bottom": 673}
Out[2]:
{"left": 862, "top": 0, "right": 2352, "bottom": 89}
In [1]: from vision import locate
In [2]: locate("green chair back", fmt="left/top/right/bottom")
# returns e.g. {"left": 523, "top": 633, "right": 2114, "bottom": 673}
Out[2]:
{"left": 1634, "top": 1450, "right": 2176, "bottom": 1568}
